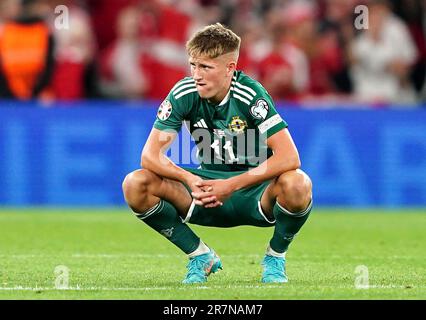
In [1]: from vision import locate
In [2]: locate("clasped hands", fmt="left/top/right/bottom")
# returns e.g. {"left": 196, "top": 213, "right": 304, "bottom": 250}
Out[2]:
{"left": 189, "top": 178, "right": 234, "bottom": 208}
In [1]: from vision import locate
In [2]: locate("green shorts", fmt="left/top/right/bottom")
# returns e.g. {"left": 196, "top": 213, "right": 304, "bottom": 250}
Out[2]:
{"left": 181, "top": 167, "right": 275, "bottom": 228}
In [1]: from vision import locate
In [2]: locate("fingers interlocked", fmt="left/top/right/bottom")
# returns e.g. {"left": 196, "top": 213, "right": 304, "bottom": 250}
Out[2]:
{"left": 192, "top": 184, "right": 223, "bottom": 208}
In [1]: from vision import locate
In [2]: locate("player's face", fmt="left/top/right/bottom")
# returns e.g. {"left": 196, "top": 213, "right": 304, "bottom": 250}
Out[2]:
{"left": 189, "top": 54, "right": 236, "bottom": 104}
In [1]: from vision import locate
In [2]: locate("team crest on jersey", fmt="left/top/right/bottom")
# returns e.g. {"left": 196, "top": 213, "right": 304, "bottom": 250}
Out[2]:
{"left": 157, "top": 100, "right": 173, "bottom": 121}
{"left": 250, "top": 99, "right": 269, "bottom": 120}
{"left": 228, "top": 116, "right": 247, "bottom": 134}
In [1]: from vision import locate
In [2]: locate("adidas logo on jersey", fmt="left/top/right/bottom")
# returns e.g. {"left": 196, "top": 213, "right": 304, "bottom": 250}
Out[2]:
{"left": 193, "top": 119, "right": 208, "bottom": 129}
{"left": 160, "top": 227, "right": 174, "bottom": 238}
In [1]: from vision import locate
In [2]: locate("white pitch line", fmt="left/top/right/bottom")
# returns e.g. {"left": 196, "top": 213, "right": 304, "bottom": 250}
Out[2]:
{"left": 0, "top": 254, "right": 421, "bottom": 261}
{"left": 0, "top": 254, "right": 263, "bottom": 259}
{"left": 0, "top": 286, "right": 206, "bottom": 291}
{"left": 0, "top": 285, "right": 276, "bottom": 292}
{"left": 0, "top": 284, "right": 421, "bottom": 292}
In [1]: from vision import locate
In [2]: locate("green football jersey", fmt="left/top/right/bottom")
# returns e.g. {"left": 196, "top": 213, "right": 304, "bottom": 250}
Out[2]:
{"left": 154, "top": 71, "right": 288, "bottom": 171}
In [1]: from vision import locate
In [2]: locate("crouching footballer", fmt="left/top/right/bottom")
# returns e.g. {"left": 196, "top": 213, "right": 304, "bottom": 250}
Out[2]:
{"left": 122, "top": 23, "right": 313, "bottom": 284}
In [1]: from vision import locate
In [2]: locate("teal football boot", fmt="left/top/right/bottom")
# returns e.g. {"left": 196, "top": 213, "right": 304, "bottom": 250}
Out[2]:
{"left": 182, "top": 250, "right": 222, "bottom": 284}
{"left": 261, "top": 254, "right": 288, "bottom": 283}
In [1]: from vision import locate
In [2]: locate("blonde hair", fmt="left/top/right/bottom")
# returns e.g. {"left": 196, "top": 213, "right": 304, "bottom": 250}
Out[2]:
{"left": 186, "top": 23, "right": 241, "bottom": 59}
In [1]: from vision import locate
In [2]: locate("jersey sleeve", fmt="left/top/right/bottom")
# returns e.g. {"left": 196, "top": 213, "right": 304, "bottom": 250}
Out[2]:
{"left": 153, "top": 80, "right": 195, "bottom": 132}
{"left": 249, "top": 87, "right": 288, "bottom": 138}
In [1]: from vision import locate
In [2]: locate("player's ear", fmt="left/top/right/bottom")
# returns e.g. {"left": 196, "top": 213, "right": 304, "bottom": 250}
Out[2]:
{"left": 227, "top": 61, "right": 237, "bottom": 76}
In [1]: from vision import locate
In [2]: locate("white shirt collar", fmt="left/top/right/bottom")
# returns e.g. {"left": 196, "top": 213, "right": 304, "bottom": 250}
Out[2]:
{"left": 217, "top": 90, "right": 231, "bottom": 107}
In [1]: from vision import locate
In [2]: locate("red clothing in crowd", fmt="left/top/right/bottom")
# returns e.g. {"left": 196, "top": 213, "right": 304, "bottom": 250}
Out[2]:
{"left": 307, "top": 35, "right": 343, "bottom": 96}
{"left": 258, "top": 51, "right": 297, "bottom": 101}
{"left": 51, "top": 61, "right": 86, "bottom": 99}
{"left": 86, "top": 0, "right": 138, "bottom": 50}
{"left": 139, "top": 4, "right": 191, "bottom": 99}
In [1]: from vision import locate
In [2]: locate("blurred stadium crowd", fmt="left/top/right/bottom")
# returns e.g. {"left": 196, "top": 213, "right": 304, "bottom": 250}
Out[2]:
{"left": 0, "top": 0, "right": 425, "bottom": 106}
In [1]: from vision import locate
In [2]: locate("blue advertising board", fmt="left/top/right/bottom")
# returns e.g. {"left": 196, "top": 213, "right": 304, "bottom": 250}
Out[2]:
{"left": 0, "top": 101, "right": 425, "bottom": 207}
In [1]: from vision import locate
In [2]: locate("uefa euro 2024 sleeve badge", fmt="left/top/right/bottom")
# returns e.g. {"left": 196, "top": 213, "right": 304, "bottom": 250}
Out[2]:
{"left": 157, "top": 100, "right": 173, "bottom": 121}
{"left": 250, "top": 99, "right": 269, "bottom": 120}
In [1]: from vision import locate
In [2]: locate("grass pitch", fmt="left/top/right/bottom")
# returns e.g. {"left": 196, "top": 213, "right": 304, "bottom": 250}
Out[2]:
{"left": 0, "top": 208, "right": 424, "bottom": 300}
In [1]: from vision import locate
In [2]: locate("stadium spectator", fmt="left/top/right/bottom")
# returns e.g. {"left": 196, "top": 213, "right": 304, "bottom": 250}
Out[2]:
{"left": 318, "top": 0, "right": 357, "bottom": 94}
{"left": 255, "top": 1, "right": 345, "bottom": 103}
{"left": 0, "top": 0, "right": 54, "bottom": 100}
{"left": 286, "top": 1, "right": 344, "bottom": 100}
{"left": 137, "top": 0, "right": 192, "bottom": 99}
{"left": 49, "top": 0, "right": 101, "bottom": 100}
{"left": 257, "top": 18, "right": 308, "bottom": 101}
{"left": 0, "top": 0, "right": 21, "bottom": 23}
{"left": 85, "top": 0, "right": 138, "bottom": 51}
{"left": 100, "top": 6, "right": 148, "bottom": 99}
{"left": 1, "top": 0, "right": 424, "bottom": 106}
{"left": 236, "top": 20, "right": 270, "bottom": 79}
{"left": 392, "top": 0, "right": 426, "bottom": 100}
{"left": 349, "top": 0, "right": 419, "bottom": 105}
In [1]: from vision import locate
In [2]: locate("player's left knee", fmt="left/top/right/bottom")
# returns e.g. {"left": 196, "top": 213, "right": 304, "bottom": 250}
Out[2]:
{"left": 276, "top": 170, "right": 312, "bottom": 212}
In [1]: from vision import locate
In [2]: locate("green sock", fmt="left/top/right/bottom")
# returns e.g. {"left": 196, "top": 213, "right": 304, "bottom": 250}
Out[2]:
{"left": 269, "top": 199, "right": 313, "bottom": 254}
{"left": 134, "top": 200, "right": 200, "bottom": 254}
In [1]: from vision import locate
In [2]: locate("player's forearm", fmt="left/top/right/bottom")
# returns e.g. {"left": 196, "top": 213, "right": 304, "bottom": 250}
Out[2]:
{"left": 141, "top": 152, "right": 192, "bottom": 184}
{"left": 228, "top": 153, "right": 301, "bottom": 191}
